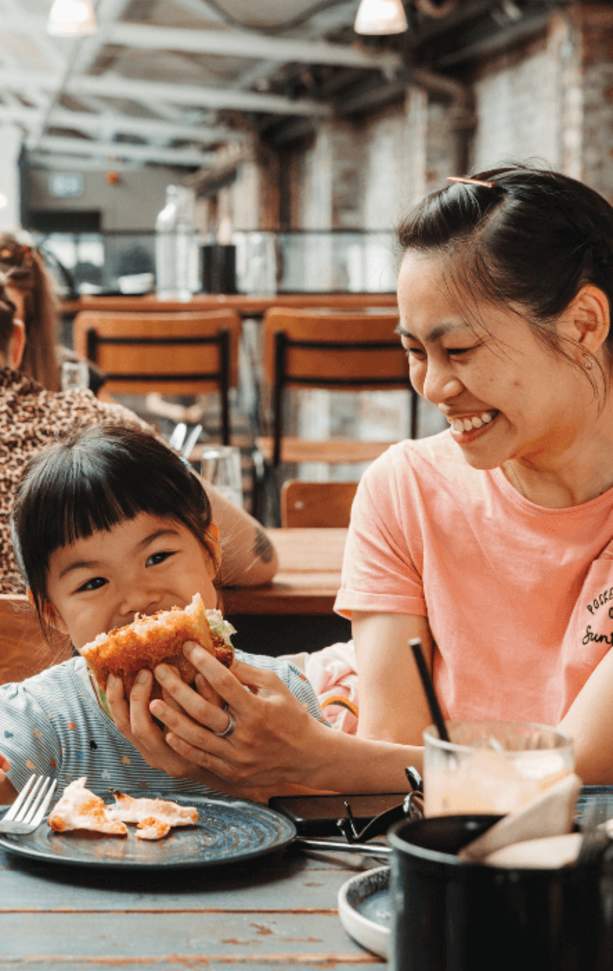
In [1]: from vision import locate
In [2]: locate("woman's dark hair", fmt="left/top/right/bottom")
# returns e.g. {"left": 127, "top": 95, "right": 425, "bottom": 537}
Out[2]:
{"left": 397, "top": 164, "right": 613, "bottom": 383}
{"left": 11, "top": 425, "right": 213, "bottom": 621}
{"left": 0, "top": 277, "right": 16, "bottom": 356}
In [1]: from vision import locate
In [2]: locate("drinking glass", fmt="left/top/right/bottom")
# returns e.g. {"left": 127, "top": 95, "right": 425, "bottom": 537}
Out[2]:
{"left": 423, "top": 720, "right": 574, "bottom": 816}
{"left": 61, "top": 359, "right": 89, "bottom": 391}
{"left": 200, "top": 445, "right": 243, "bottom": 507}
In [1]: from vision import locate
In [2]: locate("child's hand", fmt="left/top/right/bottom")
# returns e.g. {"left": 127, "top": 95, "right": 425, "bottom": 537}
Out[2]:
{"left": 0, "top": 753, "right": 10, "bottom": 784}
{"left": 105, "top": 669, "right": 231, "bottom": 794}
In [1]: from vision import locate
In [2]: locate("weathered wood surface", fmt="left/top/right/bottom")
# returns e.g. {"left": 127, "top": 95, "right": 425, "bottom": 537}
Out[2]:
{"left": 0, "top": 846, "right": 386, "bottom": 967}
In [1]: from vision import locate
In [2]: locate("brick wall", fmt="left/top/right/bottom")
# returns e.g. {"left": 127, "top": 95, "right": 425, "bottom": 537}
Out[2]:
{"left": 574, "top": 6, "right": 613, "bottom": 202}
{"left": 280, "top": 3, "right": 613, "bottom": 226}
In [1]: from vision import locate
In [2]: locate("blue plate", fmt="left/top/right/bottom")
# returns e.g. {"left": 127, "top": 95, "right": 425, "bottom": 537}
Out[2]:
{"left": 0, "top": 791, "right": 297, "bottom": 870}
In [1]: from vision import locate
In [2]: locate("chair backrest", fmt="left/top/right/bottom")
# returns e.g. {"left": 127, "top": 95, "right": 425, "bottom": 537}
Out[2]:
{"left": 0, "top": 596, "right": 72, "bottom": 685}
{"left": 281, "top": 480, "right": 357, "bottom": 527}
{"left": 73, "top": 309, "right": 242, "bottom": 444}
{"left": 262, "top": 308, "right": 415, "bottom": 464}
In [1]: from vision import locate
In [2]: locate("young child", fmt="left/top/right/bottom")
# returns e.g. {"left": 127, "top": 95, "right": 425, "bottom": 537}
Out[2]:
{"left": 0, "top": 425, "right": 322, "bottom": 801}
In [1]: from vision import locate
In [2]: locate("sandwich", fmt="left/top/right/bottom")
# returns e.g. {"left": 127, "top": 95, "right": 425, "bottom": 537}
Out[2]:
{"left": 80, "top": 592, "right": 235, "bottom": 698}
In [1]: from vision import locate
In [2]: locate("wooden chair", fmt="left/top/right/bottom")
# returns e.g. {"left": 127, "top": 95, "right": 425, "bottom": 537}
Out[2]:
{"left": 254, "top": 308, "right": 416, "bottom": 518}
{"left": 281, "top": 480, "right": 357, "bottom": 527}
{"left": 257, "top": 308, "right": 416, "bottom": 468}
{"left": 73, "top": 310, "right": 242, "bottom": 444}
{"left": 0, "top": 596, "right": 71, "bottom": 685}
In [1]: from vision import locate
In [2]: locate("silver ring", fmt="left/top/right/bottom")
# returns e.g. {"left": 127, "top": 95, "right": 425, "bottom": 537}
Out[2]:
{"left": 213, "top": 710, "right": 235, "bottom": 738}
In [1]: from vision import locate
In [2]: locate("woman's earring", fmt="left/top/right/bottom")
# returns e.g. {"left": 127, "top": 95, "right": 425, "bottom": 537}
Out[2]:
{"left": 582, "top": 354, "right": 594, "bottom": 371}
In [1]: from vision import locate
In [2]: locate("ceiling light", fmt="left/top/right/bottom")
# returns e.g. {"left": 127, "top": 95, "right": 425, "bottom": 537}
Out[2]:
{"left": 354, "top": 0, "right": 408, "bottom": 35}
{"left": 47, "top": 0, "right": 97, "bottom": 37}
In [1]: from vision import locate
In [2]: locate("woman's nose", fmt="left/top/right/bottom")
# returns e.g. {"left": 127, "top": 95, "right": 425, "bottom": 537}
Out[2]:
{"left": 421, "top": 361, "right": 463, "bottom": 404}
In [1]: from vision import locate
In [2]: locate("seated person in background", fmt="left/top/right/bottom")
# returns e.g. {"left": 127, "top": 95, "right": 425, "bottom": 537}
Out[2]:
{"left": 0, "top": 279, "right": 277, "bottom": 596}
{"left": 0, "top": 233, "right": 61, "bottom": 391}
{"left": 131, "top": 165, "right": 613, "bottom": 789}
{"left": 0, "top": 426, "right": 313, "bottom": 804}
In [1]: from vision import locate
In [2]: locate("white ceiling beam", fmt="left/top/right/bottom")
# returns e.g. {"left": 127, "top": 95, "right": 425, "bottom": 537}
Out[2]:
{"left": 1, "top": 0, "right": 64, "bottom": 72}
{"left": 3, "top": 13, "right": 400, "bottom": 72}
{"left": 0, "top": 67, "right": 330, "bottom": 116}
{"left": 32, "top": 135, "right": 216, "bottom": 167}
{"left": 28, "top": 153, "right": 139, "bottom": 171}
{"left": 107, "top": 22, "right": 402, "bottom": 72}
{"left": 0, "top": 103, "right": 243, "bottom": 144}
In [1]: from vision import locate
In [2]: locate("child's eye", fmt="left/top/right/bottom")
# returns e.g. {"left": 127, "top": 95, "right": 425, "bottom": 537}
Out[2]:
{"left": 146, "top": 550, "right": 176, "bottom": 567}
{"left": 75, "top": 576, "right": 107, "bottom": 593}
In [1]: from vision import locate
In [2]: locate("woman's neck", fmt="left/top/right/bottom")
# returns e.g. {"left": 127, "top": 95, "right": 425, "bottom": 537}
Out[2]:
{"left": 501, "top": 400, "right": 613, "bottom": 508}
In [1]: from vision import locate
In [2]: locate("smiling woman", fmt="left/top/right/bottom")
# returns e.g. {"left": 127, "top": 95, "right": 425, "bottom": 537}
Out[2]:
{"left": 335, "top": 164, "right": 613, "bottom": 783}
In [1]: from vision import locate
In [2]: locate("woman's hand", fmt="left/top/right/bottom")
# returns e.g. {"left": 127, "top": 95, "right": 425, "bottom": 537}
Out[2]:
{"left": 0, "top": 753, "right": 10, "bottom": 784}
{"left": 149, "top": 643, "right": 324, "bottom": 789}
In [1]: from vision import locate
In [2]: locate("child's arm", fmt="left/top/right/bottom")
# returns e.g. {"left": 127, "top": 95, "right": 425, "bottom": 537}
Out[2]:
{"left": 0, "top": 755, "right": 17, "bottom": 803}
{"left": 203, "top": 481, "right": 278, "bottom": 587}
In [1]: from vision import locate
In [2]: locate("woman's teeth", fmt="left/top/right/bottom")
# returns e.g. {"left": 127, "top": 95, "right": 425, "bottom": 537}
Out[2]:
{"left": 450, "top": 411, "right": 497, "bottom": 433}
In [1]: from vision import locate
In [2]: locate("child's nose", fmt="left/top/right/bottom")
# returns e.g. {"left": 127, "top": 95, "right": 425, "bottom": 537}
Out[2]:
{"left": 117, "top": 588, "right": 163, "bottom": 621}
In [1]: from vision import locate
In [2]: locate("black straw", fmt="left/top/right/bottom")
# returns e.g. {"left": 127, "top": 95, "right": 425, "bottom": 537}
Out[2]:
{"left": 409, "top": 637, "right": 450, "bottom": 742}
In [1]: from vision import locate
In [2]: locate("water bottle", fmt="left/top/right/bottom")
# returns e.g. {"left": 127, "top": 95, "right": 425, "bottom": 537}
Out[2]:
{"left": 155, "top": 185, "right": 195, "bottom": 300}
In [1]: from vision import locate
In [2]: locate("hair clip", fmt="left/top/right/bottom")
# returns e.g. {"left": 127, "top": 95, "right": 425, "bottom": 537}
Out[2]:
{"left": 447, "top": 176, "right": 496, "bottom": 189}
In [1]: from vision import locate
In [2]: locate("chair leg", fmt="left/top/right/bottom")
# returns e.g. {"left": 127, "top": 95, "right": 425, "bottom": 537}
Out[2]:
{"left": 251, "top": 450, "right": 281, "bottom": 526}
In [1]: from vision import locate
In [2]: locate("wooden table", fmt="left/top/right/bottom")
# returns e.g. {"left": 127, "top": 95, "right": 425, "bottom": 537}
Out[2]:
{"left": 61, "top": 293, "right": 397, "bottom": 320}
{"left": 0, "top": 840, "right": 384, "bottom": 968}
{"left": 223, "top": 527, "right": 349, "bottom": 657}
{"left": 223, "top": 528, "right": 346, "bottom": 616}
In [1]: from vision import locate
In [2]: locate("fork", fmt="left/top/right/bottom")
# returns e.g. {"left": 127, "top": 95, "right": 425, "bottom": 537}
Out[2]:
{"left": 0, "top": 774, "right": 57, "bottom": 835}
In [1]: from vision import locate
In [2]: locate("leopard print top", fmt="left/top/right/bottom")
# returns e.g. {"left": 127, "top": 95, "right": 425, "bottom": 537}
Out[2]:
{"left": 0, "top": 368, "right": 148, "bottom": 595}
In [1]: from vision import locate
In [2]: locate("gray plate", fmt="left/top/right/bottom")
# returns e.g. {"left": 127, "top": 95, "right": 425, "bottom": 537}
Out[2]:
{"left": 0, "top": 792, "right": 297, "bottom": 870}
{"left": 337, "top": 865, "right": 390, "bottom": 958}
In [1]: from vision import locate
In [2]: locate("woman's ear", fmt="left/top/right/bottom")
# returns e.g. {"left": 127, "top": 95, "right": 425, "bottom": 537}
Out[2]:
{"left": 557, "top": 284, "right": 610, "bottom": 356}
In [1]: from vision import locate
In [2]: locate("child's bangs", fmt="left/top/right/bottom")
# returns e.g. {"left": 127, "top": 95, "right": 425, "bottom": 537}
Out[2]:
{"left": 49, "top": 448, "right": 192, "bottom": 550}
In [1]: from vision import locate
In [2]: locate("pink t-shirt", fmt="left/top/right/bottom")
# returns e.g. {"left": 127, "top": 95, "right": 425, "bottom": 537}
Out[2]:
{"left": 334, "top": 431, "right": 613, "bottom": 724}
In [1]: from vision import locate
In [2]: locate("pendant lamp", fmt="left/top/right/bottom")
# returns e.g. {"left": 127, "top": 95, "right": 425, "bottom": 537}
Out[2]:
{"left": 47, "top": 0, "right": 97, "bottom": 37}
{"left": 354, "top": 0, "right": 408, "bottom": 35}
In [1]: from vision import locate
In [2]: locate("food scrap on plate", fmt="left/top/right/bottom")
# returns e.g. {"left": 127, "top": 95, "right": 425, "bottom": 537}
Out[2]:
{"left": 47, "top": 778, "right": 198, "bottom": 841}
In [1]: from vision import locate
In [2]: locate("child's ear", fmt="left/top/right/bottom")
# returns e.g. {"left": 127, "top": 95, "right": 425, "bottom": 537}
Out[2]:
{"left": 27, "top": 589, "right": 68, "bottom": 634}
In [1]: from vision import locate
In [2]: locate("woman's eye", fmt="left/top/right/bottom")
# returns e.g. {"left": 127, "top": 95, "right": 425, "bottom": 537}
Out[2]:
{"left": 75, "top": 576, "right": 107, "bottom": 593}
{"left": 146, "top": 550, "right": 175, "bottom": 567}
{"left": 446, "top": 344, "right": 481, "bottom": 357}
{"left": 405, "top": 346, "right": 425, "bottom": 359}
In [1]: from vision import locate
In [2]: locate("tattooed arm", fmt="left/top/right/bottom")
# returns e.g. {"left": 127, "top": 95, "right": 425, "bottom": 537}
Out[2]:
{"left": 202, "top": 479, "right": 278, "bottom": 586}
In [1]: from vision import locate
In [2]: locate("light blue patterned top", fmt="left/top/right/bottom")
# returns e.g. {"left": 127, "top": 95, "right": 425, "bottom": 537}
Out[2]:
{"left": 0, "top": 652, "right": 323, "bottom": 796}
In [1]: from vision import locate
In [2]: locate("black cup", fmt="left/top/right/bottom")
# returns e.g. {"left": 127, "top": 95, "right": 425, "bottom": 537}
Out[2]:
{"left": 200, "top": 244, "right": 236, "bottom": 294}
{"left": 388, "top": 815, "right": 613, "bottom": 971}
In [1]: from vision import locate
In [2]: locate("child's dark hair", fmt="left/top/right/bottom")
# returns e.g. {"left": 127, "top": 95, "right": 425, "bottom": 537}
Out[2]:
{"left": 397, "top": 164, "right": 613, "bottom": 390}
{"left": 11, "top": 425, "right": 214, "bottom": 621}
